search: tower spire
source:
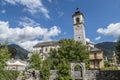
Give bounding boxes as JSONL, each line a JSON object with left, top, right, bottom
{"left": 75, "top": 8, "right": 80, "bottom": 13}
{"left": 76, "top": 7, "right": 79, "bottom": 11}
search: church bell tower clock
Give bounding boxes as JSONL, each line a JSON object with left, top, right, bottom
{"left": 72, "top": 8, "right": 86, "bottom": 45}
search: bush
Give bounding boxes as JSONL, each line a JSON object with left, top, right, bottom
{"left": 102, "top": 67, "right": 118, "bottom": 70}
{"left": 0, "top": 70, "right": 19, "bottom": 80}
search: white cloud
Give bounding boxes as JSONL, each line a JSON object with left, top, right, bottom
{"left": 95, "top": 36, "right": 101, "bottom": 41}
{"left": 19, "top": 17, "right": 40, "bottom": 27}
{"left": 4, "top": 0, "right": 50, "bottom": 18}
{"left": 1, "top": 1, "right": 7, "bottom": 5}
{"left": 0, "top": 20, "right": 61, "bottom": 51}
{"left": 86, "top": 38, "right": 90, "bottom": 42}
{"left": 58, "top": 11, "right": 64, "bottom": 17}
{"left": 113, "top": 39, "right": 117, "bottom": 42}
{"left": 56, "top": 8, "right": 64, "bottom": 17}
{"left": 18, "top": 40, "right": 40, "bottom": 51}
{"left": 86, "top": 38, "right": 95, "bottom": 44}
{"left": 63, "top": 32, "right": 67, "bottom": 35}
{"left": 1, "top": 10, "right": 6, "bottom": 14}
{"left": 4, "top": 0, "right": 16, "bottom": 5}
{"left": 48, "top": 0, "right": 52, "bottom": 3}
{"left": 97, "top": 23, "right": 120, "bottom": 38}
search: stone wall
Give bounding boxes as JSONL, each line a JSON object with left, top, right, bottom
{"left": 85, "top": 70, "right": 120, "bottom": 80}
{"left": 44, "top": 70, "right": 120, "bottom": 80}
{"left": 96, "top": 70, "right": 120, "bottom": 80}
{"left": 49, "top": 70, "right": 59, "bottom": 80}
{"left": 85, "top": 70, "right": 98, "bottom": 80}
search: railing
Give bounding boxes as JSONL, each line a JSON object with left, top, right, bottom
{"left": 89, "top": 55, "right": 103, "bottom": 60}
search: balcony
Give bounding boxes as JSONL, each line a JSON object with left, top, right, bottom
{"left": 89, "top": 55, "right": 103, "bottom": 60}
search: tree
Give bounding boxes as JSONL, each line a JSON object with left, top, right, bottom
{"left": 57, "top": 58, "right": 72, "bottom": 80}
{"left": 49, "top": 39, "right": 89, "bottom": 79}
{"left": 0, "top": 70, "right": 19, "bottom": 80}
{"left": 29, "top": 52, "right": 51, "bottom": 80}
{"left": 8, "top": 47, "right": 16, "bottom": 58}
{"left": 29, "top": 52, "right": 42, "bottom": 70}
{"left": 50, "top": 39, "right": 89, "bottom": 67}
{"left": 116, "top": 38, "right": 120, "bottom": 63}
{"left": 0, "top": 41, "right": 10, "bottom": 70}
{"left": 40, "top": 58, "right": 51, "bottom": 80}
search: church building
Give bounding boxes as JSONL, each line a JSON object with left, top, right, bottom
{"left": 32, "top": 8, "right": 104, "bottom": 69}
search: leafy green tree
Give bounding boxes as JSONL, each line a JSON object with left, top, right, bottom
{"left": 29, "top": 52, "right": 42, "bottom": 70}
{"left": 29, "top": 52, "right": 51, "bottom": 80}
{"left": 104, "top": 61, "right": 110, "bottom": 67}
{"left": 0, "top": 41, "right": 10, "bottom": 70}
{"left": 116, "top": 38, "right": 120, "bottom": 63}
{"left": 8, "top": 47, "right": 16, "bottom": 58}
{"left": 50, "top": 39, "right": 89, "bottom": 68}
{"left": 57, "top": 58, "right": 72, "bottom": 80}
{"left": 74, "top": 64, "right": 82, "bottom": 71}
{"left": 30, "top": 39, "right": 89, "bottom": 79}
{"left": 49, "top": 39, "right": 89, "bottom": 79}
{"left": 50, "top": 48, "right": 60, "bottom": 69}
{"left": 40, "top": 58, "right": 51, "bottom": 80}
{"left": 0, "top": 70, "right": 19, "bottom": 80}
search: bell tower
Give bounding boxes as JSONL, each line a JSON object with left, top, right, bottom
{"left": 72, "top": 8, "right": 86, "bottom": 45}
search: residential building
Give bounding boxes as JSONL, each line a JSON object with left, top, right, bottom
{"left": 89, "top": 47, "right": 104, "bottom": 69}
{"left": 5, "top": 59, "right": 27, "bottom": 71}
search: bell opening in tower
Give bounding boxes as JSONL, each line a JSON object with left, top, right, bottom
{"left": 76, "top": 17, "right": 80, "bottom": 24}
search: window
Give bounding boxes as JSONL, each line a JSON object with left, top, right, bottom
{"left": 40, "top": 48, "right": 43, "bottom": 53}
{"left": 40, "top": 50, "right": 42, "bottom": 53}
{"left": 76, "top": 17, "right": 79, "bottom": 24}
{"left": 94, "top": 61, "right": 99, "bottom": 68}
{"left": 40, "top": 49, "right": 43, "bottom": 53}
{"left": 94, "top": 53, "right": 97, "bottom": 59}
{"left": 90, "top": 61, "right": 93, "bottom": 65}
{"left": 45, "top": 48, "right": 48, "bottom": 52}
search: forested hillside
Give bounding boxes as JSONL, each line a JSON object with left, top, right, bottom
{"left": 95, "top": 42, "right": 116, "bottom": 57}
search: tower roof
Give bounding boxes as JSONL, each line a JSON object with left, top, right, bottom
{"left": 72, "top": 8, "right": 84, "bottom": 17}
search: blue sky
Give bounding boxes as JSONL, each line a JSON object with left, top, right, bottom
{"left": 0, "top": 0, "right": 120, "bottom": 51}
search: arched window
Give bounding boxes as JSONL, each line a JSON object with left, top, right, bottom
{"left": 76, "top": 17, "right": 79, "bottom": 24}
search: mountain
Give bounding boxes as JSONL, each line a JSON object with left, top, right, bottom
{"left": 95, "top": 42, "right": 116, "bottom": 57}
{"left": 8, "top": 44, "right": 29, "bottom": 59}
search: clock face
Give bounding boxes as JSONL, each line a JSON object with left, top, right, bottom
{"left": 75, "top": 26, "right": 81, "bottom": 30}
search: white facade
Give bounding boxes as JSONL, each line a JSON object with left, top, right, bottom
{"left": 33, "top": 41, "right": 59, "bottom": 60}
{"left": 5, "top": 59, "right": 27, "bottom": 71}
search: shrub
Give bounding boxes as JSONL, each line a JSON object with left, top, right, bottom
{"left": 0, "top": 70, "right": 19, "bottom": 80}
